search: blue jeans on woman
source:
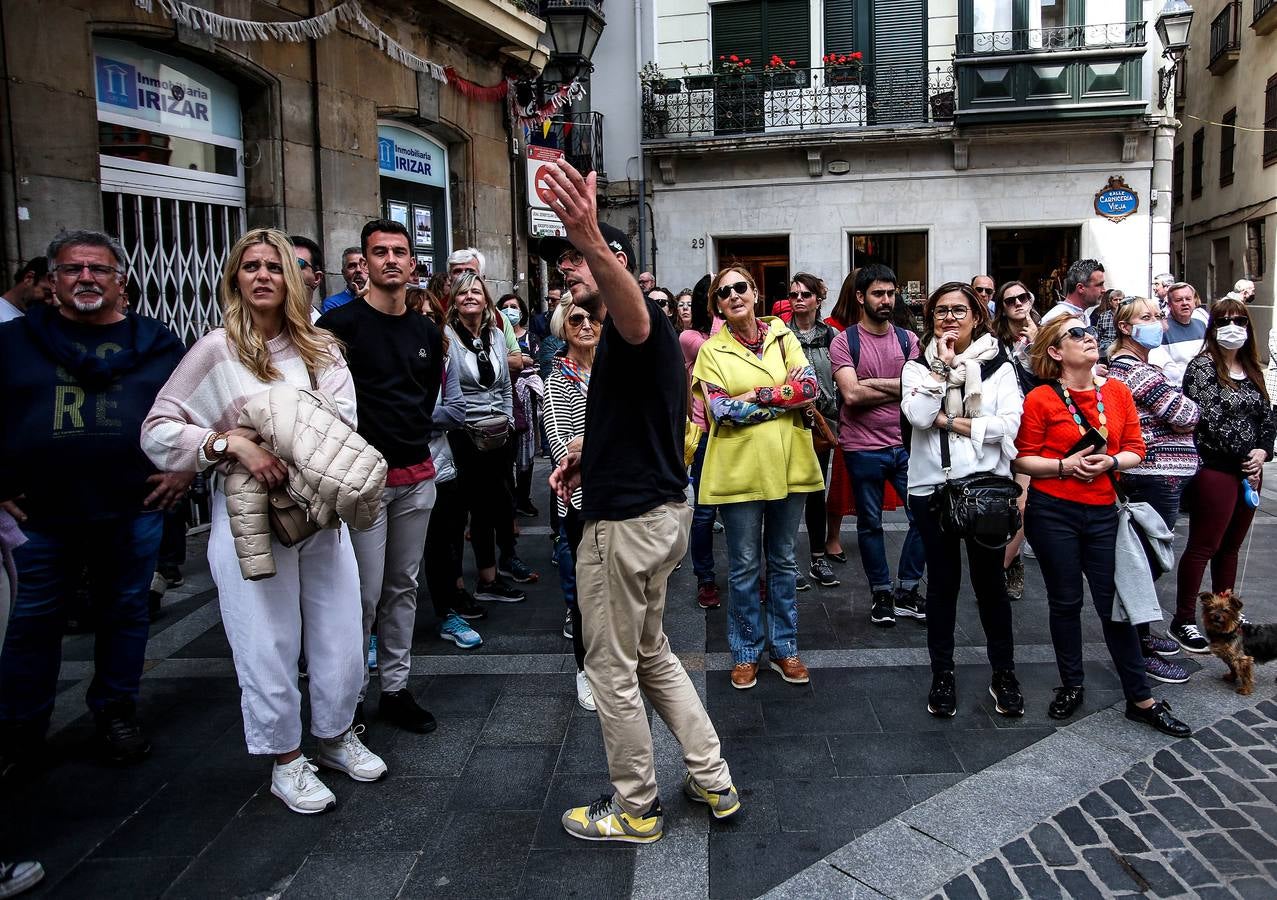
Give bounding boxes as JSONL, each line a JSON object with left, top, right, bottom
{"left": 0, "top": 510, "right": 163, "bottom": 730}
{"left": 688, "top": 431, "right": 716, "bottom": 585}
{"left": 719, "top": 493, "right": 807, "bottom": 663}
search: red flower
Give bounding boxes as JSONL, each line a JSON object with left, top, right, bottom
{"left": 837, "top": 54, "right": 847, "bottom": 63}
{"left": 719, "top": 55, "right": 725, "bottom": 60}
{"left": 789, "top": 59, "right": 796, "bottom": 66}
{"left": 850, "top": 51, "right": 863, "bottom": 60}
{"left": 743, "top": 58, "right": 750, "bottom": 65}
{"left": 730, "top": 54, "right": 738, "bottom": 62}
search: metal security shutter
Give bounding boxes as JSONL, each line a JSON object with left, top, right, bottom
{"left": 870, "top": 0, "right": 924, "bottom": 123}
{"left": 711, "top": 0, "right": 810, "bottom": 69}
{"left": 824, "top": 0, "right": 856, "bottom": 56}
{"left": 712, "top": 1, "right": 763, "bottom": 69}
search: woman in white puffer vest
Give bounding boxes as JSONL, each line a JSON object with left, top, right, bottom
{"left": 142, "top": 228, "right": 386, "bottom": 815}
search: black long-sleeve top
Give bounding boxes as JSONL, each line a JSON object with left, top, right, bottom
{"left": 1182, "top": 355, "right": 1276, "bottom": 474}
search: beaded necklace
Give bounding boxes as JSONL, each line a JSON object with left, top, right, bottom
{"left": 1060, "top": 378, "right": 1108, "bottom": 438}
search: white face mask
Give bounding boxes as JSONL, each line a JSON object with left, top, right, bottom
{"left": 1216, "top": 324, "right": 1248, "bottom": 350}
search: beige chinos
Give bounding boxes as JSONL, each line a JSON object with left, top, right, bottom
{"left": 577, "top": 500, "right": 732, "bottom": 815}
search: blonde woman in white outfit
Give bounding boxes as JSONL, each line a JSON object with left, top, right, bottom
{"left": 142, "top": 228, "right": 385, "bottom": 815}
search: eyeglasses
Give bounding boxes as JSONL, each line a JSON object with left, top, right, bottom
{"left": 296, "top": 258, "right": 313, "bottom": 271}
{"left": 556, "top": 248, "right": 585, "bottom": 270}
{"left": 933, "top": 306, "right": 970, "bottom": 321}
{"left": 973, "top": 286, "right": 994, "bottom": 296}
{"left": 53, "top": 263, "right": 121, "bottom": 279}
{"left": 468, "top": 337, "right": 490, "bottom": 362}
{"left": 788, "top": 290, "right": 814, "bottom": 300}
{"left": 566, "top": 312, "right": 596, "bottom": 328}
{"left": 1215, "top": 316, "right": 1249, "bottom": 327}
{"left": 716, "top": 281, "right": 750, "bottom": 300}
{"left": 1062, "top": 325, "right": 1098, "bottom": 342}
{"left": 1002, "top": 292, "right": 1032, "bottom": 306}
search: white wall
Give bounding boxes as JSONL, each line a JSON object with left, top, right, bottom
{"left": 591, "top": 1, "right": 640, "bottom": 182}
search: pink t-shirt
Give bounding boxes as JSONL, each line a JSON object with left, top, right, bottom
{"left": 829, "top": 323, "right": 919, "bottom": 451}
{"left": 680, "top": 319, "right": 724, "bottom": 430}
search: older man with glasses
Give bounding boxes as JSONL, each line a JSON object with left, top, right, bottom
{"left": 972, "top": 274, "right": 996, "bottom": 317}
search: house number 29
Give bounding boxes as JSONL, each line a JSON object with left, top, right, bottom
{"left": 691, "top": 237, "right": 705, "bottom": 249}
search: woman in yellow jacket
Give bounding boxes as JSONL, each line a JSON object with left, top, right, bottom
{"left": 693, "top": 267, "right": 825, "bottom": 690}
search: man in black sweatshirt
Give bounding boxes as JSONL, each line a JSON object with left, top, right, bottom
{"left": 0, "top": 230, "right": 187, "bottom": 769}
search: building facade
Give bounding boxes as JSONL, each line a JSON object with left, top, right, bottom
{"left": 1171, "top": 0, "right": 1275, "bottom": 326}
{"left": 597, "top": 0, "right": 1179, "bottom": 313}
{"left": 0, "top": 0, "right": 550, "bottom": 343}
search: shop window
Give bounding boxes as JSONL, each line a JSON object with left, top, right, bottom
{"left": 849, "top": 231, "right": 929, "bottom": 311}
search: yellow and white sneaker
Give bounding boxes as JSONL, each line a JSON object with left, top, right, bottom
{"left": 561, "top": 794, "right": 663, "bottom": 844}
{"left": 683, "top": 772, "right": 741, "bottom": 819}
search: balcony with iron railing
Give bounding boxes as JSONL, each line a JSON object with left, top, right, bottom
{"left": 953, "top": 20, "right": 1147, "bottom": 121}
{"left": 541, "top": 111, "right": 606, "bottom": 180}
{"left": 1210, "top": 1, "right": 1243, "bottom": 73}
{"left": 640, "top": 64, "right": 956, "bottom": 142}
{"left": 1255, "top": 0, "right": 1277, "bottom": 34}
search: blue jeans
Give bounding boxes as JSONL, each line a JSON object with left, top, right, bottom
{"left": 688, "top": 431, "right": 716, "bottom": 584}
{"left": 719, "top": 493, "right": 807, "bottom": 663}
{"left": 844, "top": 447, "right": 926, "bottom": 592}
{"left": 0, "top": 511, "right": 163, "bottom": 728}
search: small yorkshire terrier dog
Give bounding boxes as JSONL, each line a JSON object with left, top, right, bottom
{"left": 1200, "top": 590, "right": 1277, "bottom": 695}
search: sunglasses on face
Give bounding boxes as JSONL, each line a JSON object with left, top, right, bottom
{"left": 788, "top": 290, "right": 814, "bottom": 300}
{"left": 1002, "top": 292, "right": 1032, "bottom": 306}
{"left": 974, "top": 287, "right": 994, "bottom": 296}
{"left": 716, "top": 281, "right": 750, "bottom": 300}
{"left": 567, "top": 312, "right": 596, "bottom": 328}
{"left": 1062, "top": 325, "right": 1098, "bottom": 342}
{"left": 652, "top": 297, "right": 669, "bottom": 307}
{"left": 1215, "top": 316, "right": 1249, "bottom": 328}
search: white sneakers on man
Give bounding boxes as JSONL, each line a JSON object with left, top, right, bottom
{"left": 271, "top": 756, "right": 337, "bottom": 815}
{"left": 576, "top": 670, "right": 597, "bottom": 712}
{"left": 316, "top": 726, "right": 388, "bottom": 782}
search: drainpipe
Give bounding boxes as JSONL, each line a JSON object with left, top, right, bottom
{"left": 1150, "top": 121, "right": 1176, "bottom": 284}
{"left": 633, "top": 0, "right": 647, "bottom": 271}
{"left": 0, "top": 4, "right": 22, "bottom": 270}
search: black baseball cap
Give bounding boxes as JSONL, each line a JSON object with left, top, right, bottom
{"left": 534, "top": 221, "right": 635, "bottom": 273}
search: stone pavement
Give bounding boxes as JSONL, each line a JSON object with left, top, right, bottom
{"left": 6, "top": 459, "right": 1277, "bottom": 899}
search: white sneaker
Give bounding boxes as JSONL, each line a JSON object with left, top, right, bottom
{"left": 316, "top": 726, "right": 388, "bottom": 782}
{"left": 1021, "top": 541, "right": 1036, "bottom": 560}
{"left": 270, "top": 756, "right": 337, "bottom": 815}
{"left": 576, "top": 670, "right": 596, "bottom": 712}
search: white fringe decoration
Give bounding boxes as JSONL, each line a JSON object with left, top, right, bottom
{"left": 137, "top": 0, "right": 447, "bottom": 83}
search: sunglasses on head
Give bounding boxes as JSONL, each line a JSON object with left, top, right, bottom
{"left": 1063, "top": 325, "right": 1098, "bottom": 342}
{"left": 1215, "top": 315, "right": 1249, "bottom": 328}
{"left": 788, "top": 289, "right": 814, "bottom": 300}
{"left": 716, "top": 281, "right": 750, "bottom": 300}
{"left": 1002, "top": 292, "right": 1032, "bottom": 306}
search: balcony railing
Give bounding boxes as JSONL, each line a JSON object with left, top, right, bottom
{"left": 1255, "top": 0, "right": 1277, "bottom": 33}
{"left": 1210, "top": 2, "right": 1243, "bottom": 73}
{"left": 550, "top": 111, "right": 605, "bottom": 179}
{"left": 641, "top": 64, "right": 955, "bottom": 141}
{"left": 956, "top": 21, "right": 1145, "bottom": 56}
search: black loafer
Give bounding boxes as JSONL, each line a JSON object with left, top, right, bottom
{"left": 1125, "top": 699, "right": 1192, "bottom": 738}
{"left": 1048, "top": 685, "right": 1085, "bottom": 720}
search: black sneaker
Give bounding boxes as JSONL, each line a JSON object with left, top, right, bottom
{"left": 158, "top": 564, "right": 184, "bottom": 588}
{"left": 378, "top": 689, "right": 437, "bottom": 734}
{"left": 516, "top": 502, "right": 539, "bottom": 518}
{"left": 808, "top": 556, "right": 840, "bottom": 587}
{"left": 498, "top": 555, "right": 539, "bottom": 584}
{"left": 894, "top": 586, "right": 926, "bottom": 621}
{"left": 0, "top": 860, "right": 45, "bottom": 897}
{"left": 795, "top": 574, "right": 811, "bottom": 592}
{"left": 562, "top": 610, "right": 574, "bottom": 640}
{"left": 989, "top": 670, "right": 1024, "bottom": 717}
{"left": 475, "top": 576, "right": 526, "bottom": 603}
{"left": 94, "top": 700, "right": 151, "bottom": 765}
{"left": 1169, "top": 620, "right": 1209, "bottom": 654}
{"left": 928, "top": 671, "right": 957, "bottom": 717}
{"left": 1125, "top": 699, "right": 1192, "bottom": 738}
{"left": 1048, "top": 685, "right": 1085, "bottom": 720}
{"left": 869, "top": 590, "right": 896, "bottom": 627}
{"left": 449, "top": 588, "right": 488, "bottom": 621}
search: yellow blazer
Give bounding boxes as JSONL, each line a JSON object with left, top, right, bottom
{"left": 691, "top": 317, "right": 824, "bottom": 505}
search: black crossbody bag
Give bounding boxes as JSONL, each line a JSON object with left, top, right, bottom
{"left": 928, "top": 351, "right": 1023, "bottom": 549}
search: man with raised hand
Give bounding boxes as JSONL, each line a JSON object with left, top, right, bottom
{"left": 540, "top": 160, "right": 739, "bottom": 845}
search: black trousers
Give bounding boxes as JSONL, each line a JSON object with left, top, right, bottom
{"left": 561, "top": 507, "right": 586, "bottom": 670}
{"left": 425, "top": 478, "right": 466, "bottom": 618}
{"left": 908, "top": 494, "right": 1014, "bottom": 675}
{"left": 804, "top": 447, "right": 831, "bottom": 557}
{"left": 449, "top": 430, "right": 516, "bottom": 573}
{"left": 1023, "top": 488, "right": 1151, "bottom": 703}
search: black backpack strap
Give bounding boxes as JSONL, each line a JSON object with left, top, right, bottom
{"left": 846, "top": 324, "right": 861, "bottom": 368}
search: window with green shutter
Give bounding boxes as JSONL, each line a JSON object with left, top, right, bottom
{"left": 711, "top": 0, "right": 811, "bottom": 71}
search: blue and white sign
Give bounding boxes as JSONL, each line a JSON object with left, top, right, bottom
{"left": 377, "top": 125, "right": 447, "bottom": 189}
{"left": 92, "top": 37, "right": 240, "bottom": 140}
{"left": 1094, "top": 176, "right": 1139, "bottom": 222}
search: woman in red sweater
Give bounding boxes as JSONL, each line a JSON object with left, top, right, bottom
{"left": 1013, "top": 315, "right": 1190, "bottom": 737}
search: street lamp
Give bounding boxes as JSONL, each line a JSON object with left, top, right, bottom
{"left": 541, "top": 0, "right": 606, "bottom": 81}
{"left": 1155, "top": 0, "right": 1194, "bottom": 110}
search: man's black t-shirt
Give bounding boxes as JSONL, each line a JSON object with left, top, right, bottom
{"left": 318, "top": 299, "right": 442, "bottom": 468}
{"left": 580, "top": 296, "right": 687, "bottom": 520}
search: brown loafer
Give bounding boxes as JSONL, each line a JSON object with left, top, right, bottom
{"left": 769, "top": 656, "right": 810, "bottom": 684}
{"left": 730, "top": 662, "right": 758, "bottom": 690}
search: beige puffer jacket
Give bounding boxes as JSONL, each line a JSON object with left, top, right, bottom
{"left": 224, "top": 386, "right": 386, "bottom": 580}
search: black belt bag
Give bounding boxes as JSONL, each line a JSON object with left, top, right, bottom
{"left": 930, "top": 427, "right": 1022, "bottom": 549}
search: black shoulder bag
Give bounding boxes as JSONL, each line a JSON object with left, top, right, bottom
{"left": 929, "top": 353, "right": 1022, "bottom": 549}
